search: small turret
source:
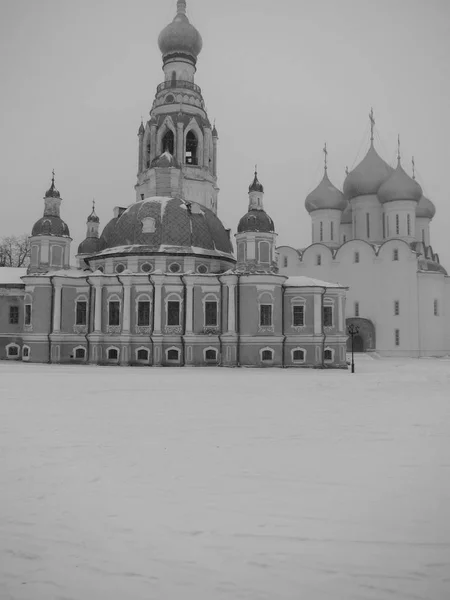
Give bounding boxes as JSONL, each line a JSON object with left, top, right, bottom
{"left": 77, "top": 201, "right": 102, "bottom": 267}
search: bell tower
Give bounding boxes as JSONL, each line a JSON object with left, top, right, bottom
{"left": 135, "top": 0, "right": 219, "bottom": 214}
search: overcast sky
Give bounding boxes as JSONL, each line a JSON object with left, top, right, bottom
{"left": 1, "top": 0, "right": 449, "bottom": 268}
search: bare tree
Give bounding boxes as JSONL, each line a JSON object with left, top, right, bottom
{"left": 0, "top": 234, "right": 31, "bottom": 268}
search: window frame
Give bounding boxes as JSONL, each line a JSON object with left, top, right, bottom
{"left": 323, "top": 347, "right": 334, "bottom": 363}
{"left": 434, "top": 299, "right": 439, "bottom": 316}
{"left": 394, "top": 300, "right": 400, "bottom": 316}
{"left": 204, "top": 347, "right": 218, "bottom": 363}
{"left": 24, "top": 303, "right": 32, "bottom": 326}
{"left": 323, "top": 297, "right": 334, "bottom": 328}
{"left": 107, "top": 346, "right": 120, "bottom": 362}
{"left": 6, "top": 342, "right": 20, "bottom": 358}
{"left": 9, "top": 305, "right": 19, "bottom": 325}
{"left": 394, "top": 329, "right": 400, "bottom": 347}
{"left": 75, "top": 297, "right": 88, "bottom": 326}
{"left": 204, "top": 297, "right": 218, "bottom": 327}
{"left": 259, "top": 304, "right": 273, "bottom": 327}
{"left": 291, "top": 347, "right": 306, "bottom": 363}
{"left": 166, "top": 347, "right": 180, "bottom": 363}
{"left": 260, "top": 347, "right": 274, "bottom": 362}
{"left": 354, "top": 251, "right": 360, "bottom": 264}
{"left": 108, "top": 299, "right": 121, "bottom": 326}
{"left": 393, "top": 248, "right": 399, "bottom": 261}
{"left": 136, "top": 347, "right": 150, "bottom": 363}
{"left": 137, "top": 297, "right": 151, "bottom": 327}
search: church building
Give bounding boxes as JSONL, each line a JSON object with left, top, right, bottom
{"left": 277, "top": 121, "right": 450, "bottom": 357}
{"left": 0, "top": 0, "right": 348, "bottom": 369}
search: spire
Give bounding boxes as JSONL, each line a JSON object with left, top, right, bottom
{"left": 412, "top": 156, "right": 416, "bottom": 180}
{"left": 177, "top": 0, "right": 187, "bottom": 15}
{"left": 397, "top": 134, "right": 401, "bottom": 165}
{"left": 323, "top": 143, "right": 328, "bottom": 174}
{"left": 345, "top": 166, "right": 349, "bottom": 176}
{"left": 369, "top": 107, "right": 375, "bottom": 145}
{"left": 138, "top": 119, "right": 144, "bottom": 136}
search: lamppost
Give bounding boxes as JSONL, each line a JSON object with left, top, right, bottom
{"left": 347, "top": 323, "right": 360, "bottom": 374}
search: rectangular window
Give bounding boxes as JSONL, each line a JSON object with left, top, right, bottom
{"left": 24, "top": 304, "right": 31, "bottom": 325}
{"left": 323, "top": 306, "right": 333, "bottom": 327}
{"left": 387, "top": 215, "right": 390, "bottom": 237}
{"left": 109, "top": 301, "right": 120, "bottom": 326}
{"left": 316, "top": 254, "right": 321, "bottom": 266}
{"left": 407, "top": 214, "right": 411, "bottom": 236}
{"left": 9, "top": 306, "right": 19, "bottom": 325}
{"left": 320, "top": 221, "right": 323, "bottom": 242}
{"left": 354, "top": 252, "right": 360, "bottom": 263}
{"left": 76, "top": 301, "right": 87, "bottom": 325}
{"left": 396, "top": 214, "right": 400, "bottom": 235}
{"left": 394, "top": 300, "right": 400, "bottom": 316}
{"left": 167, "top": 301, "right": 180, "bottom": 326}
{"left": 395, "top": 329, "right": 400, "bottom": 346}
{"left": 343, "top": 235, "right": 347, "bottom": 243}
{"left": 422, "top": 229, "right": 425, "bottom": 243}
{"left": 283, "top": 256, "right": 288, "bottom": 268}
{"left": 138, "top": 301, "right": 150, "bottom": 326}
{"left": 434, "top": 299, "right": 438, "bottom": 316}
{"left": 260, "top": 304, "right": 272, "bottom": 326}
{"left": 330, "top": 222, "right": 334, "bottom": 241}
{"left": 393, "top": 249, "right": 399, "bottom": 261}
{"left": 205, "top": 301, "right": 218, "bottom": 326}
{"left": 293, "top": 305, "right": 304, "bottom": 326}
{"left": 382, "top": 214, "right": 386, "bottom": 239}
{"left": 366, "top": 213, "right": 370, "bottom": 238}
{"left": 354, "top": 302, "right": 359, "bottom": 317}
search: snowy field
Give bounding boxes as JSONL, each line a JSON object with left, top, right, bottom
{"left": 1, "top": 357, "right": 449, "bottom": 600}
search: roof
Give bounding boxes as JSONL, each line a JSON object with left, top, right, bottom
{"left": 284, "top": 275, "right": 346, "bottom": 289}
{"left": 0, "top": 267, "right": 27, "bottom": 285}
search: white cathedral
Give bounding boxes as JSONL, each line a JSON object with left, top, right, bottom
{"left": 277, "top": 120, "right": 450, "bottom": 357}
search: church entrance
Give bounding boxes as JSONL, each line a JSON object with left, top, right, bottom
{"left": 346, "top": 318, "right": 376, "bottom": 353}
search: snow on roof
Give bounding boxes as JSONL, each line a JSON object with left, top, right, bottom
{"left": 284, "top": 275, "right": 346, "bottom": 289}
{"left": 0, "top": 267, "right": 27, "bottom": 285}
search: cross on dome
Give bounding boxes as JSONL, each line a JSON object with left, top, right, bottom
{"left": 323, "top": 143, "right": 328, "bottom": 173}
{"left": 369, "top": 108, "right": 375, "bottom": 144}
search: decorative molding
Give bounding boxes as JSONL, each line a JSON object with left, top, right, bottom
{"left": 165, "top": 325, "right": 182, "bottom": 335}
{"left": 107, "top": 325, "right": 121, "bottom": 335}
{"left": 203, "top": 326, "right": 219, "bottom": 335}
{"left": 135, "top": 326, "right": 152, "bottom": 335}
{"left": 291, "top": 325, "right": 306, "bottom": 333}
{"left": 24, "top": 324, "right": 33, "bottom": 333}
{"left": 258, "top": 325, "right": 274, "bottom": 333}
{"left": 73, "top": 325, "right": 87, "bottom": 334}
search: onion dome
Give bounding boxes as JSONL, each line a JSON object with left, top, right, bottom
{"left": 237, "top": 210, "right": 274, "bottom": 233}
{"left": 378, "top": 162, "right": 422, "bottom": 204}
{"left": 96, "top": 197, "right": 234, "bottom": 260}
{"left": 212, "top": 123, "right": 218, "bottom": 137}
{"left": 45, "top": 171, "right": 60, "bottom": 198}
{"left": 343, "top": 144, "right": 393, "bottom": 200}
{"left": 158, "top": 0, "right": 203, "bottom": 64}
{"left": 78, "top": 237, "right": 102, "bottom": 255}
{"left": 416, "top": 194, "right": 436, "bottom": 219}
{"left": 249, "top": 171, "right": 264, "bottom": 193}
{"left": 151, "top": 149, "right": 180, "bottom": 168}
{"left": 305, "top": 172, "right": 346, "bottom": 213}
{"left": 31, "top": 216, "right": 70, "bottom": 237}
{"left": 87, "top": 202, "right": 100, "bottom": 223}
{"left": 341, "top": 203, "right": 352, "bottom": 224}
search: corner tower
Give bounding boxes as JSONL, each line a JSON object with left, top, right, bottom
{"left": 136, "top": 0, "right": 218, "bottom": 214}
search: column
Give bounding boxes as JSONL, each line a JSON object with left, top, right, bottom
{"left": 203, "top": 128, "right": 210, "bottom": 168}
{"left": 94, "top": 284, "right": 102, "bottom": 332}
{"left": 314, "top": 293, "right": 322, "bottom": 335}
{"left": 177, "top": 122, "right": 184, "bottom": 164}
{"left": 122, "top": 283, "right": 131, "bottom": 333}
{"left": 150, "top": 124, "right": 157, "bottom": 163}
{"left": 153, "top": 281, "right": 163, "bottom": 334}
{"left": 185, "top": 282, "right": 194, "bottom": 334}
{"left": 212, "top": 137, "right": 218, "bottom": 177}
{"left": 53, "top": 284, "right": 62, "bottom": 332}
{"left": 228, "top": 283, "right": 236, "bottom": 333}
{"left": 338, "top": 294, "right": 343, "bottom": 332}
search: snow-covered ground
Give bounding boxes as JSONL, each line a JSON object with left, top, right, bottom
{"left": 1, "top": 357, "right": 449, "bottom": 600}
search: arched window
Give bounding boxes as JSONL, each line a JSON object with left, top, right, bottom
{"left": 73, "top": 347, "right": 86, "bottom": 360}
{"left": 31, "top": 245, "right": 39, "bottom": 266}
{"left": 51, "top": 245, "right": 63, "bottom": 267}
{"left": 292, "top": 348, "right": 305, "bottom": 362}
{"left": 167, "top": 348, "right": 180, "bottom": 362}
{"left": 137, "top": 348, "right": 150, "bottom": 362}
{"left": 237, "top": 242, "right": 246, "bottom": 262}
{"left": 107, "top": 347, "right": 119, "bottom": 361}
{"left": 259, "top": 241, "right": 270, "bottom": 263}
{"left": 204, "top": 348, "right": 218, "bottom": 362}
{"left": 261, "top": 349, "right": 273, "bottom": 361}
{"left": 185, "top": 131, "right": 198, "bottom": 165}
{"left": 324, "top": 348, "right": 334, "bottom": 362}
{"left": 6, "top": 343, "right": 20, "bottom": 358}
{"left": 162, "top": 130, "right": 174, "bottom": 154}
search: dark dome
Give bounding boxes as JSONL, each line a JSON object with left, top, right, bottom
{"left": 45, "top": 180, "right": 60, "bottom": 198}
{"left": 32, "top": 216, "right": 70, "bottom": 237}
{"left": 96, "top": 197, "right": 234, "bottom": 259}
{"left": 249, "top": 172, "right": 264, "bottom": 193}
{"left": 238, "top": 209, "right": 275, "bottom": 233}
{"left": 343, "top": 144, "right": 393, "bottom": 200}
{"left": 158, "top": 1, "right": 202, "bottom": 63}
{"left": 78, "top": 237, "right": 102, "bottom": 255}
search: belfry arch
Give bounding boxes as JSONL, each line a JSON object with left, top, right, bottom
{"left": 346, "top": 318, "right": 376, "bottom": 353}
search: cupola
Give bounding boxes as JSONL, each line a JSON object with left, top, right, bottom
{"left": 378, "top": 141, "right": 422, "bottom": 204}
{"left": 158, "top": 0, "right": 203, "bottom": 67}
{"left": 305, "top": 173, "right": 346, "bottom": 213}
